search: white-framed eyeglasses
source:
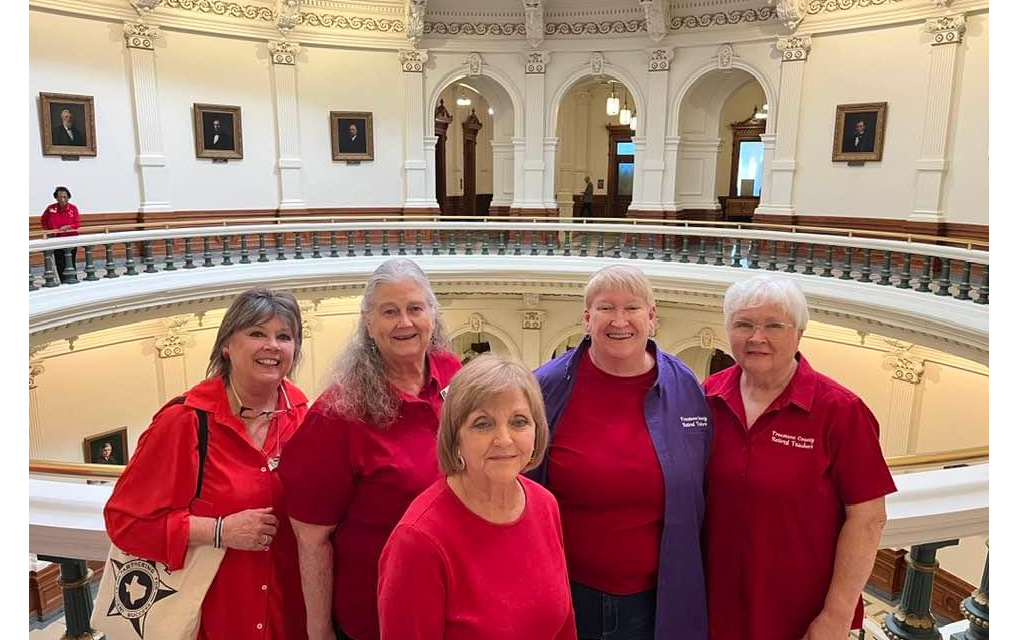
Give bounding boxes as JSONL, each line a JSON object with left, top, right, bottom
{"left": 729, "top": 321, "right": 797, "bottom": 337}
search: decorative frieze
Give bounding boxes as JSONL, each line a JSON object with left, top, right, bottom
{"left": 639, "top": 0, "right": 668, "bottom": 42}
{"left": 269, "top": 40, "right": 301, "bottom": 65}
{"left": 646, "top": 47, "right": 674, "bottom": 71}
{"left": 523, "top": 0, "right": 545, "bottom": 48}
{"left": 275, "top": 0, "right": 302, "bottom": 36}
{"left": 524, "top": 50, "right": 550, "bottom": 74}
{"left": 717, "top": 44, "right": 734, "bottom": 70}
{"left": 399, "top": 49, "right": 428, "bottom": 72}
{"left": 589, "top": 52, "right": 606, "bottom": 76}
{"left": 776, "top": 35, "right": 811, "bottom": 61}
{"left": 520, "top": 309, "right": 546, "bottom": 330}
{"left": 669, "top": 7, "right": 773, "bottom": 31}
{"left": 406, "top": 0, "right": 427, "bottom": 43}
{"left": 123, "top": 21, "right": 161, "bottom": 50}
{"left": 465, "top": 52, "right": 484, "bottom": 75}
{"left": 925, "top": 14, "right": 966, "bottom": 46}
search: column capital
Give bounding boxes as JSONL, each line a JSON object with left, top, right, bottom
{"left": 123, "top": 21, "right": 161, "bottom": 50}
{"left": 523, "top": 50, "right": 550, "bottom": 74}
{"left": 882, "top": 340, "right": 925, "bottom": 384}
{"left": 646, "top": 47, "right": 674, "bottom": 71}
{"left": 29, "top": 361, "right": 45, "bottom": 390}
{"left": 155, "top": 315, "right": 195, "bottom": 359}
{"left": 776, "top": 35, "right": 811, "bottom": 61}
{"left": 519, "top": 309, "right": 546, "bottom": 330}
{"left": 399, "top": 48, "right": 429, "bottom": 72}
{"left": 925, "top": 14, "right": 966, "bottom": 46}
{"left": 269, "top": 40, "right": 301, "bottom": 65}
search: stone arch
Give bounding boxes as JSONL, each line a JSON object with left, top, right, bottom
{"left": 448, "top": 322, "right": 522, "bottom": 362}
{"left": 547, "top": 65, "right": 646, "bottom": 139}
{"left": 428, "top": 65, "right": 524, "bottom": 138}
{"left": 668, "top": 58, "right": 777, "bottom": 138}
{"left": 542, "top": 324, "right": 586, "bottom": 361}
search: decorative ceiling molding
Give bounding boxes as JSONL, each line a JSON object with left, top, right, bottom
{"left": 276, "top": 0, "right": 302, "bottom": 36}
{"left": 523, "top": 0, "right": 545, "bottom": 47}
{"left": 406, "top": 0, "right": 427, "bottom": 42}
{"left": 639, "top": 0, "right": 669, "bottom": 41}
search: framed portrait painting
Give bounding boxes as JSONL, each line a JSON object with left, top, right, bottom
{"left": 193, "top": 103, "right": 243, "bottom": 159}
{"left": 330, "top": 111, "right": 374, "bottom": 161}
{"left": 83, "top": 427, "right": 129, "bottom": 466}
{"left": 39, "top": 92, "right": 97, "bottom": 157}
{"left": 832, "top": 102, "right": 887, "bottom": 162}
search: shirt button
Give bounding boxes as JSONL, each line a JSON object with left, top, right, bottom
{"left": 256, "top": 623, "right": 263, "bottom": 630}
{"left": 261, "top": 467, "right": 267, "bottom": 472}
{"left": 262, "top": 584, "right": 268, "bottom": 591}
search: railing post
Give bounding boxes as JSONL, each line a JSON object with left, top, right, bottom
{"left": 954, "top": 262, "right": 972, "bottom": 300}
{"left": 124, "top": 242, "right": 139, "bottom": 275}
{"left": 220, "top": 235, "right": 233, "bottom": 265}
{"left": 766, "top": 240, "right": 778, "bottom": 270}
{"left": 935, "top": 258, "right": 952, "bottom": 296}
{"left": 821, "top": 245, "right": 834, "bottom": 277}
{"left": 398, "top": 229, "right": 407, "bottom": 256}
{"left": 36, "top": 555, "right": 101, "bottom": 640}
{"left": 897, "top": 252, "right": 912, "bottom": 288}
{"left": 239, "top": 236, "right": 251, "bottom": 264}
{"left": 330, "top": 231, "right": 340, "bottom": 257}
{"left": 347, "top": 231, "right": 357, "bottom": 257}
{"left": 858, "top": 248, "right": 872, "bottom": 282}
{"left": 258, "top": 234, "right": 269, "bottom": 262}
{"left": 749, "top": 240, "right": 760, "bottom": 269}
{"left": 163, "top": 239, "right": 177, "bottom": 270}
{"left": 142, "top": 240, "right": 157, "bottom": 273}
{"left": 43, "top": 252, "right": 60, "bottom": 287}
{"left": 878, "top": 250, "right": 893, "bottom": 285}
{"left": 916, "top": 256, "right": 933, "bottom": 293}
{"left": 882, "top": 539, "right": 959, "bottom": 640}
{"left": 697, "top": 237, "right": 707, "bottom": 265}
{"left": 975, "top": 264, "right": 988, "bottom": 305}
{"left": 312, "top": 232, "right": 322, "bottom": 258}
{"left": 730, "top": 238, "right": 742, "bottom": 268}
{"left": 84, "top": 246, "right": 99, "bottom": 280}
{"left": 203, "top": 237, "right": 215, "bottom": 267}
{"left": 275, "top": 233, "right": 287, "bottom": 260}
{"left": 105, "top": 244, "right": 120, "bottom": 278}
{"left": 680, "top": 236, "right": 690, "bottom": 264}
{"left": 951, "top": 544, "right": 988, "bottom": 640}
{"left": 294, "top": 232, "right": 305, "bottom": 259}
{"left": 62, "top": 248, "right": 80, "bottom": 283}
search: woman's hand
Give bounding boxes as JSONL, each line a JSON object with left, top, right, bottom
{"left": 222, "top": 507, "right": 278, "bottom": 551}
{"left": 59, "top": 225, "right": 71, "bottom": 232}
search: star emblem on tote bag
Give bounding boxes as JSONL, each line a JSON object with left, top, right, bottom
{"left": 105, "top": 557, "right": 180, "bottom": 638}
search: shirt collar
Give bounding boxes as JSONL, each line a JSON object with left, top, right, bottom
{"left": 706, "top": 352, "right": 816, "bottom": 413}
{"left": 567, "top": 336, "right": 663, "bottom": 391}
{"left": 391, "top": 350, "right": 443, "bottom": 404}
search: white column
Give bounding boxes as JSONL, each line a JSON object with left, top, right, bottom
{"left": 491, "top": 139, "right": 514, "bottom": 209}
{"left": 632, "top": 47, "right": 673, "bottom": 213}
{"left": 29, "top": 350, "right": 46, "bottom": 459}
{"left": 124, "top": 22, "right": 171, "bottom": 213}
{"left": 661, "top": 136, "right": 680, "bottom": 211}
{"left": 910, "top": 15, "right": 967, "bottom": 224}
{"left": 269, "top": 40, "right": 305, "bottom": 210}
{"left": 424, "top": 135, "right": 439, "bottom": 207}
{"left": 520, "top": 51, "right": 550, "bottom": 212}
{"left": 399, "top": 49, "right": 434, "bottom": 211}
{"left": 543, "top": 137, "right": 559, "bottom": 210}
{"left": 675, "top": 135, "right": 722, "bottom": 211}
{"left": 628, "top": 136, "right": 647, "bottom": 215}
{"left": 519, "top": 310, "right": 546, "bottom": 369}
{"left": 881, "top": 347, "right": 926, "bottom": 455}
{"left": 757, "top": 133, "right": 777, "bottom": 210}
{"left": 510, "top": 136, "right": 527, "bottom": 210}
{"left": 756, "top": 35, "right": 811, "bottom": 219}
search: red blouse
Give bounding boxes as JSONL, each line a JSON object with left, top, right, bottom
{"left": 40, "top": 202, "right": 81, "bottom": 237}
{"left": 104, "top": 376, "right": 310, "bottom": 640}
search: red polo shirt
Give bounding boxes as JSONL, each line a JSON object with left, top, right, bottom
{"left": 702, "top": 354, "right": 896, "bottom": 640}
{"left": 279, "top": 350, "right": 461, "bottom": 640}
{"left": 40, "top": 202, "right": 81, "bottom": 237}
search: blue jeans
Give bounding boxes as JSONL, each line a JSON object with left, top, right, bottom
{"left": 570, "top": 581, "right": 656, "bottom": 640}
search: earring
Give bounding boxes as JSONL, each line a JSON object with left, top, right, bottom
{"left": 455, "top": 449, "right": 466, "bottom": 471}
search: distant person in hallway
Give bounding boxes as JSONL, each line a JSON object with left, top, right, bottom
{"left": 339, "top": 122, "right": 367, "bottom": 154}
{"left": 841, "top": 118, "right": 874, "bottom": 153}
{"left": 105, "top": 289, "right": 311, "bottom": 639}
{"left": 580, "top": 176, "right": 594, "bottom": 217}
{"left": 378, "top": 355, "right": 576, "bottom": 640}
{"left": 40, "top": 186, "right": 81, "bottom": 283}
{"left": 280, "top": 258, "right": 460, "bottom": 640}
{"left": 702, "top": 275, "right": 895, "bottom": 640}
{"left": 529, "top": 264, "right": 713, "bottom": 640}
{"left": 53, "top": 107, "right": 86, "bottom": 146}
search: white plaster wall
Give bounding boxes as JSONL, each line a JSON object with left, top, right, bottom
{"left": 715, "top": 80, "right": 766, "bottom": 197}
{"left": 29, "top": 11, "right": 140, "bottom": 214}
{"left": 793, "top": 23, "right": 931, "bottom": 220}
{"left": 943, "top": 12, "right": 989, "bottom": 225}
{"left": 158, "top": 29, "right": 278, "bottom": 211}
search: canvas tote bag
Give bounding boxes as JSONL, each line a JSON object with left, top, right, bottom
{"left": 91, "top": 406, "right": 226, "bottom": 640}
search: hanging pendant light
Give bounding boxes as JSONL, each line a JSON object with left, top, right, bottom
{"left": 629, "top": 114, "right": 637, "bottom": 131}
{"left": 619, "top": 94, "right": 632, "bottom": 126}
{"left": 456, "top": 87, "right": 471, "bottom": 107}
{"left": 606, "top": 82, "right": 620, "bottom": 116}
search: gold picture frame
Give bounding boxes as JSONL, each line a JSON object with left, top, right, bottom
{"left": 193, "top": 103, "right": 244, "bottom": 159}
{"left": 832, "top": 102, "right": 887, "bottom": 162}
{"left": 39, "top": 92, "right": 97, "bottom": 157}
{"left": 330, "top": 111, "right": 374, "bottom": 162}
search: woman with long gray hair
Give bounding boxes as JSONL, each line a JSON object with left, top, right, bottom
{"left": 280, "top": 258, "right": 461, "bottom": 640}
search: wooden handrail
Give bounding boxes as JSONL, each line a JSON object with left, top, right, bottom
{"left": 28, "top": 214, "right": 987, "bottom": 249}
{"left": 886, "top": 445, "right": 989, "bottom": 469}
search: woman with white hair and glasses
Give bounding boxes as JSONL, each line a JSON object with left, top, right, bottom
{"left": 105, "top": 288, "right": 310, "bottom": 639}
{"left": 280, "top": 258, "right": 461, "bottom": 640}
{"left": 702, "top": 274, "right": 896, "bottom": 640}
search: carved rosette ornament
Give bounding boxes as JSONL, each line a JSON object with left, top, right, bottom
{"left": 123, "top": 21, "right": 162, "bottom": 50}
{"left": 465, "top": 52, "right": 484, "bottom": 75}
{"left": 269, "top": 40, "right": 301, "bottom": 65}
{"left": 399, "top": 49, "right": 429, "bottom": 72}
{"left": 646, "top": 47, "right": 674, "bottom": 72}
{"left": 406, "top": 0, "right": 428, "bottom": 43}
{"left": 589, "top": 52, "right": 606, "bottom": 76}
{"left": 299, "top": 300, "right": 318, "bottom": 339}
{"left": 776, "top": 35, "right": 811, "bottom": 62}
{"left": 523, "top": 0, "right": 545, "bottom": 48}
{"left": 717, "top": 44, "right": 734, "bottom": 70}
{"left": 519, "top": 310, "right": 546, "bottom": 330}
{"left": 639, "top": 0, "right": 668, "bottom": 42}
{"left": 925, "top": 14, "right": 966, "bottom": 46}
{"left": 524, "top": 51, "right": 550, "bottom": 74}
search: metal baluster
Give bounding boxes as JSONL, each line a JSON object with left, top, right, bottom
{"left": 514, "top": 231, "right": 522, "bottom": 255}
{"left": 35, "top": 556, "right": 98, "bottom": 640}
{"left": 896, "top": 252, "right": 912, "bottom": 288}
{"left": 954, "top": 262, "right": 973, "bottom": 300}
{"left": 364, "top": 230, "right": 374, "bottom": 256}
{"left": 935, "top": 258, "right": 952, "bottom": 296}
{"left": 749, "top": 240, "right": 760, "bottom": 269}
{"left": 43, "top": 251, "right": 60, "bottom": 287}
{"left": 821, "top": 245, "right": 834, "bottom": 277}
{"left": 330, "top": 231, "right": 340, "bottom": 257}
{"left": 975, "top": 264, "right": 988, "bottom": 304}
{"left": 275, "top": 233, "right": 287, "bottom": 261}
{"left": 785, "top": 241, "right": 798, "bottom": 273}
{"left": 952, "top": 547, "right": 989, "bottom": 640}
{"left": 839, "top": 247, "right": 853, "bottom": 280}
{"left": 612, "top": 234, "right": 622, "bottom": 259}
{"left": 181, "top": 238, "right": 195, "bottom": 270}
{"left": 105, "top": 244, "right": 121, "bottom": 277}
{"left": 766, "top": 241, "right": 777, "bottom": 270}
{"left": 346, "top": 231, "right": 356, "bottom": 257}
{"left": 60, "top": 247, "right": 79, "bottom": 283}
{"left": 662, "top": 234, "right": 674, "bottom": 262}
{"left": 221, "top": 236, "right": 233, "bottom": 265}
{"left": 713, "top": 238, "right": 724, "bottom": 266}
{"left": 124, "top": 242, "right": 139, "bottom": 275}
{"left": 415, "top": 230, "right": 424, "bottom": 256}
{"left": 140, "top": 241, "right": 156, "bottom": 273}
{"left": 563, "top": 231, "right": 571, "bottom": 256}
{"left": 380, "top": 229, "right": 390, "bottom": 256}
{"left": 84, "top": 246, "right": 99, "bottom": 280}
{"left": 239, "top": 236, "right": 250, "bottom": 264}
{"left": 596, "top": 233, "right": 605, "bottom": 257}
{"left": 679, "top": 236, "right": 690, "bottom": 263}
{"left": 546, "top": 230, "right": 555, "bottom": 256}
{"left": 579, "top": 231, "right": 589, "bottom": 257}
{"left": 858, "top": 248, "right": 872, "bottom": 282}
{"left": 878, "top": 250, "right": 892, "bottom": 286}
{"left": 530, "top": 230, "right": 539, "bottom": 256}
{"left": 479, "top": 229, "right": 489, "bottom": 255}
{"left": 398, "top": 230, "right": 407, "bottom": 255}
{"left": 697, "top": 237, "right": 708, "bottom": 265}
{"left": 163, "top": 239, "right": 177, "bottom": 270}
{"left": 202, "top": 237, "right": 214, "bottom": 267}
{"left": 882, "top": 541, "right": 958, "bottom": 640}
{"left": 916, "top": 256, "right": 933, "bottom": 293}
{"left": 294, "top": 232, "right": 304, "bottom": 259}
{"left": 498, "top": 230, "right": 507, "bottom": 255}
{"left": 465, "top": 231, "right": 474, "bottom": 255}
{"left": 30, "top": 269, "right": 38, "bottom": 291}
{"left": 257, "top": 234, "right": 269, "bottom": 262}
{"left": 312, "top": 232, "right": 322, "bottom": 258}
{"left": 804, "top": 244, "right": 815, "bottom": 275}
{"left": 646, "top": 234, "right": 656, "bottom": 260}
{"left": 629, "top": 233, "right": 638, "bottom": 259}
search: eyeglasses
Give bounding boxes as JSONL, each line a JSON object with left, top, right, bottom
{"left": 729, "top": 321, "right": 797, "bottom": 337}
{"left": 238, "top": 406, "right": 291, "bottom": 420}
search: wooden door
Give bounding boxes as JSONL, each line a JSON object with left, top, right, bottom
{"left": 606, "top": 125, "right": 634, "bottom": 218}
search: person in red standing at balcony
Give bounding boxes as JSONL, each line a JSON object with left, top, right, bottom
{"left": 40, "top": 185, "right": 80, "bottom": 283}
{"left": 702, "top": 274, "right": 897, "bottom": 640}
{"left": 104, "top": 288, "right": 311, "bottom": 639}
{"left": 279, "top": 258, "right": 461, "bottom": 640}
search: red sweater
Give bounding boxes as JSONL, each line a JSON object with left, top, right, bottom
{"left": 546, "top": 350, "right": 663, "bottom": 595}
{"left": 378, "top": 477, "right": 577, "bottom": 640}
{"left": 40, "top": 202, "right": 81, "bottom": 237}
